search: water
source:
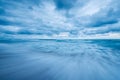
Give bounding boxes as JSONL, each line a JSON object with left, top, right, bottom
{"left": 0, "top": 39, "right": 120, "bottom": 80}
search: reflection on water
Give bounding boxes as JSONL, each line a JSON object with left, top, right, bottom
{"left": 0, "top": 39, "right": 120, "bottom": 80}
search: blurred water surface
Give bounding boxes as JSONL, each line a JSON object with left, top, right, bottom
{"left": 0, "top": 39, "right": 120, "bottom": 80}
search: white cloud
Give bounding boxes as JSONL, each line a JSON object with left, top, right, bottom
{"left": 52, "top": 32, "right": 70, "bottom": 38}
{"left": 69, "top": 0, "right": 111, "bottom": 17}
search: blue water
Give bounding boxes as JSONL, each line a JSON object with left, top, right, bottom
{"left": 0, "top": 39, "right": 120, "bottom": 80}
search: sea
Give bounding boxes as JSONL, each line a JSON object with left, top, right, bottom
{"left": 0, "top": 39, "right": 120, "bottom": 80}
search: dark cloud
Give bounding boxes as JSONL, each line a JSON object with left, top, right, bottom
{"left": 0, "top": 19, "right": 13, "bottom": 25}
{"left": 54, "top": 0, "right": 77, "bottom": 10}
{"left": 90, "top": 20, "right": 118, "bottom": 27}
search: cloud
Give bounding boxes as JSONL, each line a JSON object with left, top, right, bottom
{"left": 0, "top": 0, "right": 120, "bottom": 39}
{"left": 54, "top": 0, "right": 77, "bottom": 10}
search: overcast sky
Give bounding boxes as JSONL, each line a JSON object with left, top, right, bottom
{"left": 0, "top": 0, "right": 120, "bottom": 39}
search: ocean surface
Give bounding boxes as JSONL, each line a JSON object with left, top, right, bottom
{"left": 0, "top": 39, "right": 120, "bottom": 80}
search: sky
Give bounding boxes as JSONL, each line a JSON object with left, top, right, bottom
{"left": 0, "top": 0, "right": 120, "bottom": 39}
